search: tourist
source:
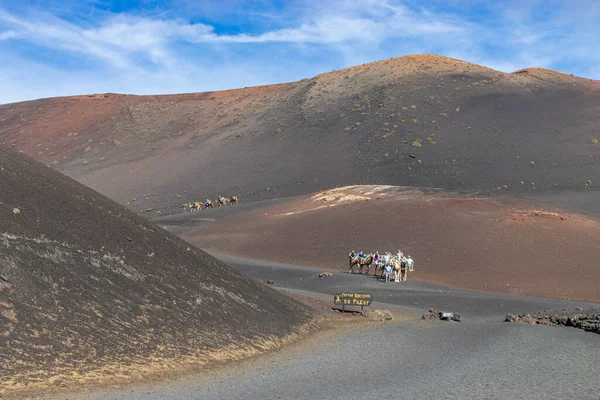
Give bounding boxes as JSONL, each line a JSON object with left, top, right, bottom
{"left": 407, "top": 255, "right": 414, "bottom": 272}
{"left": 384, "top": 263, "right": 392, "bottom": 283}
{"left": 396, "top": 249, "right": 403, "bottom": 260}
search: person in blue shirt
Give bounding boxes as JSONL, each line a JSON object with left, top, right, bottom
{"left": 384, "top": 264, "right": 393, "bottom": 283}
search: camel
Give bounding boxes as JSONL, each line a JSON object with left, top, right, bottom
{"left": 229, "top": 196, "right": 239, "bottom": 205}
{"left": 358, "top": 254, "right": 374, "bottom": 275}
{"left": 348, "top": 256, "right": 361, "bottom": 274}
{"left": 391, "top": 258, "right": 402, "bottom": 282}
{"left": 204, "top": 200, "right": 214, "bottom": 209}
{"left": 372, "top": 259, "right": 384, "bottom": 276}
{"left": 216, "top": 196, "right": 228, "bottom": 207}
{"left": 380, "top": 255, "right": 392, "bottom": 278}
{"left": 191, "top": 202, "right": 202, "bottom": 212}
{"left": 400, "top": 258, "right": 408, "bottom": 282}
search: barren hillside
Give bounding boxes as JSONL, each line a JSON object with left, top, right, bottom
{"left": 0, "top": 146, "right": 312, "bottom": 396}
{"left": 1, "top": 54, "right": 599, "bottom": 214}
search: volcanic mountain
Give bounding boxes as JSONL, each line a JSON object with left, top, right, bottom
{"left": 0, "top": 146, "right": 312, "bottom": 396}
{"left": 1, "top": 55, "right": 599, "bottom": 215}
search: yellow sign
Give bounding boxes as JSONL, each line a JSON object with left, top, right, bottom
{"left": 334, "top": 293, "right": 373, "bottom": 306}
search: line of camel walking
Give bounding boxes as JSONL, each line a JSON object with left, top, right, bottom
{"left": 183, "top": 195, "right": 239, "bottom": 211}
{"left": 348, "top": 251, "right": 415, "bottom": 283}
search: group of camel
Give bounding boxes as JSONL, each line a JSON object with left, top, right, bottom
{"left": 349, "top": 253, "right": 409, "bottom": 283}
{"left": 184, "top": 195, "right": 239, "bottom": 211}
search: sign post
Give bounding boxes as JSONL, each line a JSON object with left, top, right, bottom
{"left": 333, "top": 293, "right": 373, "bottom": 313}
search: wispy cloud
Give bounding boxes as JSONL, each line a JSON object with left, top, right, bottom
{"left": 0, "top": 0, "right": 598, "bottom": 104}
{"left": 0, "top": 30, "right": 16, "bottom": 40}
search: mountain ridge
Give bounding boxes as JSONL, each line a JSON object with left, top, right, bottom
{"left": 1, "top": 53, "right": 598, "bottom": 214}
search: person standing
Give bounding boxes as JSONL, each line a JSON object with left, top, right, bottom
{"left": 400, "top": 257, "right": 408, "bottom": 282}
{"left": 407, "top": 255, "right": 414, "bottom": 272}
{"left": 384, "top": 263, "right": 392, "bottom": 283}
{"left": 381, "top": 253, "right": 390, "bottom": 277}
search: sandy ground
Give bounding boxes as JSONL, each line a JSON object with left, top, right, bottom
{"left": 53, "top": 256, "right": 600, "bottom": 400}
{"left": 175, "top": 186, "right": 600, "bottom": 303}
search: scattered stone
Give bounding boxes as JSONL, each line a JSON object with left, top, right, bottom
{"left": 422, "top": 309, "right": 460, "bottom": 322}
{"left": 363, "top": 309, "right": 393, "bottom": 321}
{"left": 318, "top": 272, "right": 333, "bottom": 278}
{"left": 506, "top": 313, "right": 536, "bottom": 324}
{"left": 266, "top": 280, "right": 275, "bottom": 284}
{"left": 506, "top": 309, "right": 600, "bottom": 334}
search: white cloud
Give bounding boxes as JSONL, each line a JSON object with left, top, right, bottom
{"left": 0, "top": 0, "right": 598, "bottom": 104}
{"left": 0, "top": 1, "right": 468, "bottom": 68}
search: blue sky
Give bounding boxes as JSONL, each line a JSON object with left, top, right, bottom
{"left": 0, "top": 0, "right": 598, "bottom": 103}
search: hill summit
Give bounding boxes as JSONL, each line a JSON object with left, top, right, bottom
{"left": 0, "top": 54, "right": 598, "bottom": 214}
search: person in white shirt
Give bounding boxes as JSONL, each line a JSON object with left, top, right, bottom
{"left": 396, "top": 250, "right": 403, "bottom": 260}
{"left": 407, "top": 256, "right": 414, "bottom": 272}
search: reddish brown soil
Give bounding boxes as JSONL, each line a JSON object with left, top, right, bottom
{"left": 182, "top": 186, "right": 600, "bottom": 302}
{"left": 1, "top": 54, "right": 599, "bottom": 215}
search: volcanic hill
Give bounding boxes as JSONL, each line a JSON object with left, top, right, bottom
{"left": 0, "top": 146, "right": 312, "bottom": 396}
{"left": 1, "top": 54, "right": 599, "bottom": 214}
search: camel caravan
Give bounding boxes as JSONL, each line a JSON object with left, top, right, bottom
{"left": 183, "top": 195, "right": 239, "bottom": 212}
{"left": 348, "top": 250, "right": 415, "bottom": 283}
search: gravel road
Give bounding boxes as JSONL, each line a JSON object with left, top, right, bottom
{"left": 58, "top": 255, "right": 600, "bottom": 400}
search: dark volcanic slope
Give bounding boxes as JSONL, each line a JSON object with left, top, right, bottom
{"left": 1, "top": 55, "right": 599, "bottom": 214}
{"left": 0, "top": 147, "right": 312, "bottom": 395}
